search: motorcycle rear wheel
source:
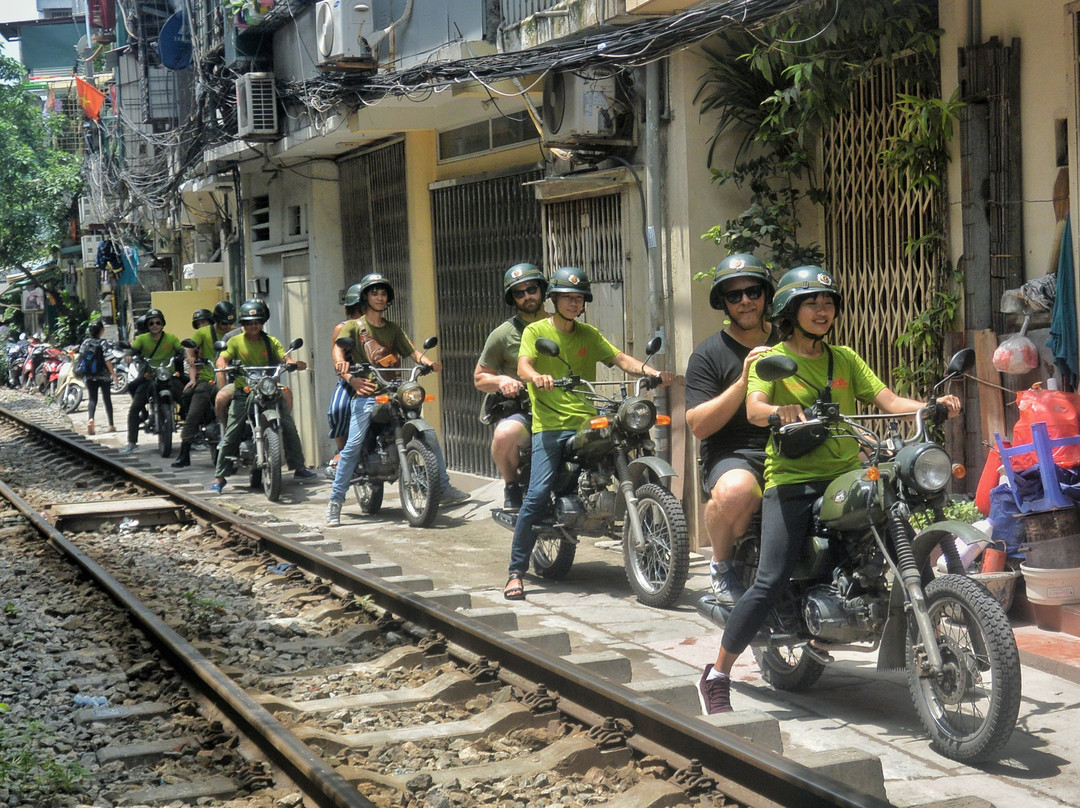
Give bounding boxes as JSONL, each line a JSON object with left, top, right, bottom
{"left": 112, "top": 370, "right": 129, "bottom": 395}
{"left": 262, "top": 429, "right": 283, "bottom": 502}
{"left": 906, "top": 574, "right": 1021, "bottom": 763}
{"left": 623, "top": 482, "right": 690, "bottom": 609}
{"left": 353, "top": 481, "right": 384, "bottom": 514}
{"left": 399, "top": 439, "right": 440, "bottom": 527}
{"left": 156, "top": 400, "right": 174, "bottom": 457}
{"left": 752, "top": 639, "right": 827, "bottom": 692}
{"left": 59, "top": 384, "right": 82, "bottom": 414}
{"left": 532, "top": 533, "right": 577, "bottom": 580}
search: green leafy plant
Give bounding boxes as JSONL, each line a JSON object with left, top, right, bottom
{"left": 182, "top": 591, "right": 227, "bottom": 637}
{"left": 0, "top": 715, "right": 87, "bottom": 801}
{"left": 909, "top": 497, "right": 982, "bottom": 531}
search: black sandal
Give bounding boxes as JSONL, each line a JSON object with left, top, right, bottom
{"left": 503, "top": 573, "right": 525, "bottom": 600}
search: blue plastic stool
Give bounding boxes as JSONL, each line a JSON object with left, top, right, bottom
{"left": 994, "top": 421, "right": 1080, "bottom": 512}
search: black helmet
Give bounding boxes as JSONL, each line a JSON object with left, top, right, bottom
{"left": 343, "top": 282, "right": 365, "bottom": 307}
{"left": 772, "top": 266, "right": 842, "bottom": 321}
{"left": 358, "top": 272, "right": 394, "bottom": 305}
{"left": 238, "top": 298, "right": 270, "bottom": 324}
{"left": 144, "top": 308, "right": 166, "bottom": 326}
{"left": 134, "top": 314, "right": 149, "bottom": 335}
{"left": 192, "top": 308, "right": 214, "bottom": 329}
{"left": 503, "top": 263, "right": 547, "bottom": 305}
{"left": 708, "top": 254, "right": 774, "bottom": 311}
{"left": 547, "top": 267, "right": 592, "bottom": 302}
{"left": 212, "top": 300, "right": 236, "bottom": 326}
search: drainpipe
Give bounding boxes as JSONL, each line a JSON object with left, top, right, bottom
{"left": 969, "top": 0, "right": 982, "bottom": 46}
{"left": 645, "top": 60, "right": 669, "bottom": 461}
{"left": 365, "top": 0, "right": 414, "bottom": 58}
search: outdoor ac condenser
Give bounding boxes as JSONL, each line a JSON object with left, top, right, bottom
{"left": 235, "top": 73, "right": 278, "bottom": 140}
{"left": 315, "top": 0, "right": 374, "bottom": 67}
{"left": 542, "top": 72, "right": 619, "bottom": 142}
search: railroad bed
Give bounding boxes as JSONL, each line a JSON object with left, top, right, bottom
{"left": 0, "top": 389, "right": 992, "bottom": 808}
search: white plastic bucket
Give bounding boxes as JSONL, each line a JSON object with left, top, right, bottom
{"left": 1019, "top": 563, "right": 1080, "bottom": 605}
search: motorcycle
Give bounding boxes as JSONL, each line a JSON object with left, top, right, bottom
{"left": 21, "top": 340, "right": 48, "bottom": 391}
{"left": 107, "top": 341, "right": 130, "bottom": 394}
{"left": 219, "top": 337, "right": 304, "bottom": 502}
{"left": 491, "top": 336, "right": 690, "bottom": 609}
{"left": 178, "top": 339, "right": 222, "bottom": 464}
{"left": 335, "top": 335, "right": 445, "bottom": 528}
{"left": 126, "top": 348, "right": 179, "bottom": 458}
{"left": 6, "top": 337, "right": 28, "bottom": 388}
{"left": 34, "top": 345, "right": 65, "bottom": 397}
{"left": 699, "top": 347, "right": 1020, "bottom": 763}
{"left": 54, "top": 347, "right": 85, "bottom": 414}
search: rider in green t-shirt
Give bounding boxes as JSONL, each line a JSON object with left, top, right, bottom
{"left": 502, "top": 267, "right": 674, "bottom": 601}
{"left": 172, "top": 302, "right": 236, "bottom": 468}
{"left": 121, "top": 308, "right": 183, "bottom": 455}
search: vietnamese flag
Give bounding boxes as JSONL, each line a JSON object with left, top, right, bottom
{"left": 74, "top": 76, "right": 106, "bottom": 120}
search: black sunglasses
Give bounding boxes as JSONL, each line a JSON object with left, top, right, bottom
{"left": 722, "top": 284, "right": 765, "bottom": 305}
{"left": 511, "top": 284, "right": 541, "bottom": 299}
{"left": 147, "top": 319, "right": 164, "bottom": 326}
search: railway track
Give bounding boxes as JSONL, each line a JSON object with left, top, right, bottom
{"left": 0, "top": 397, "right": 920, "bottom": 808}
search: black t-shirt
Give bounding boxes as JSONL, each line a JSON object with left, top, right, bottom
{"left": 684, "top": 330, "right": 774, "bottom": 469}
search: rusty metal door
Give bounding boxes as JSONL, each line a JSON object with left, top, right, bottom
{"left": 432, "top": 167, "right": 544, "bottom": 477}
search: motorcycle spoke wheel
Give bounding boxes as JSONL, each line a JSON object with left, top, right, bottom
{"left": 623, "top": 482, "right": 690, "bottom": 609}
{"left": 262, "top": 429, "right": 283, "bottom": 502}
{"left": 752, "top": 637, "right": 827, "bottom": 692}
{"left": 531, "top": 532, "right": 576, "bottom": 580}
{"left": 60, "top": 385, "right": 83, "bottom": 414}
{"left": 399, "top": 439, "right": 441, "bottom": 527}
{"left": 906, "top": 574, "right": 1021, "bottom": 763}
{"left": 156, "top": 401, "right": 174, "bottom": 457}
{"left": 352, "top": 481, "right": 384, "bottom": 514}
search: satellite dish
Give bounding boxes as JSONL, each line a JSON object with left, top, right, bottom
{"left": 316, "top": 2, "right": 335, "bottom": 59}
{"left": 159, "top": 11, "right": 192, "bottom": 71}
{"left": 542, "top": 72, "right": 566, "bottom": 135}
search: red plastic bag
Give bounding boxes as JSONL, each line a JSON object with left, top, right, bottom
{"left": 993, "top": 334, "right": 1039, "bottom": 374}
{"left": 1008, "top": 388, "right": 1080, "bottom": 471}
{"left": 975, "top": 444, "right": 1002, "bottom": 515}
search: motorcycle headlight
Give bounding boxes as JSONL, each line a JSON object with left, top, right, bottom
{"left": 398, "top": 383, "right": 425, "bottom": 408}
{"left": 616, "top": 396, "right": 656, "bottom": 434}
{"left": 155, "top": 366, "right": 171, "bottom": 382}
{"left": 257, "top": 376, "right": 278, "bottom": 397}
{"left": 896, "top": 444, "right": 952, "bottom": 494}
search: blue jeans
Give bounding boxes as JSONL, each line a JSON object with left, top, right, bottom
{"left": 508, "top": 429, "right": 575, "bottom": 575}
{"left": 330, "top": 397, "right": 453, "bottom": 503}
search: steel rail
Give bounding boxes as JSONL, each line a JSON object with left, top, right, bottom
{"left": 1, "top": 406, "right": 892, "bottom": 808}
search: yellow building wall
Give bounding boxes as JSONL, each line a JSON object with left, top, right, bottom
{"left": 151, "top": 290, "right": 225, "bottom": 342}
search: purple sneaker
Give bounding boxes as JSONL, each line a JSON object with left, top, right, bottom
{"left": 698, "top": 664, "right": 732, "bottom": 714}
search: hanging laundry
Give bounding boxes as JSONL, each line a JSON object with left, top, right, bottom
{"left": 1048, "top": 218, "right": 1078, "bottom": 390}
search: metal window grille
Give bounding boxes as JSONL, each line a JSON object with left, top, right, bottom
{"left": 821, "top": 59, "right": 946, "bottom": 396}
{"left": 432, "top": 167, "right": 544, "bottom": 477}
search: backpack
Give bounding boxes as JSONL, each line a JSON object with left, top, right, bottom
{"left": 76, "top": 339, "right": 105, "bottom": 378}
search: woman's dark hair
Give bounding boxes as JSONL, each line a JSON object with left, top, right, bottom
{"left": 88, "top": 320, "right": 104, "bottom": 338}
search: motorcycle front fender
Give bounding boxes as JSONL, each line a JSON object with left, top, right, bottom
{"left": 400, "top": 417, "right": 437, "bottom": 444}
{"left": 628, "top": 455, "right": 677, "bottom": 490}
{"left": 259, "top": 408, "right": 281, "bottom": 428}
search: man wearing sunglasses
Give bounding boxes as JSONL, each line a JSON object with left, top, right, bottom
{"left": 474, "top": 263, "right": 548, "bottom": 511}
{"left": 120, "top": 308, "right": 183, "bottom": 455}
{"left": 684, "top": 254, "right": 777, "bottom": 608}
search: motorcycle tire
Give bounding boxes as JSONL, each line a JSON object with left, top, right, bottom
{"left": 752, "top": 636, "right": 827, "bottom": 693}
{"left": 34, "top": 368, "right": 48, "bottom": 395}
{"left": 399, "top": 438, "right": 441, "bottom": 527}
{"left": 623, "top": 482, "right": 690, "bottom": 609}
{"left": 59, "top": 384, "right": 83, "bottom": 414}
{"left": 532, "top": 533, "right": 577, "bottom": 580}
{"left": 352, "top": 481, "right": 384, "bottom": 514}
{"left": 156, "top": 400, "right": 174, "bottom": 457}
{"left": 112, "top": 371, "right": 129, "bottom": 395}
{"left": 262, "top": 429, "right": 283, "bottom": 502}
{"left": 906, "top": 574, "right": 1021, "bottom": 763}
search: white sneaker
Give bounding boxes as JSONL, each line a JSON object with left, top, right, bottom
{"left": 442, "top": 485, "right": 470, "bottom": 505}
{"left": 326, "top": 500, "right": 342, "bottom": 527}
{"left": 119, "top": 444, "right": 136, "bottom": 455}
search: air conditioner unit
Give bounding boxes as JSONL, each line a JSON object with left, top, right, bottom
{"left": 78, "top": 197, "right": 97, "bottom": 225}
{"left": 315, "top": 0, "right": 375, "bottom": 67}
{"left": 81, "top": 235, "right": 101, "bottom": 268}
{"left": 542, "top": 72, "right": 619, "bottom": 142}
{"left": 236, "top": 73, "right": 278, "bottom": 139}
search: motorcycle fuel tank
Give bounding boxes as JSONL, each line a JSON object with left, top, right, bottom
{"left": 818, "top": 466, "right": 890, "bottom": 530}
{"left": 570, "top": 425, "right": 614, "bottom": 463}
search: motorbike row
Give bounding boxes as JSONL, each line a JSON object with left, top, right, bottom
{"left": 5, "top": 334, "right": 128, "bottom": 413}
{"left": 3, "top": 330, "right": 1021, "bottom": 760}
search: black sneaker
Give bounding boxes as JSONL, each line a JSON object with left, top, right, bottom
{"left": 710, "top": 561, "right": 747, "bottom": 609}
{"left": 698, "top": 664, "right": 732, "bottom": 714}
{"left": 503, "top": 483, "right": 522, "bottom": 511}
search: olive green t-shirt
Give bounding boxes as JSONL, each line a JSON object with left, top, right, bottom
{"left": 191, "top": 324, "right": 230, "bottom": 383}
{"left": 477, "top": 316, "right": 530, "bottom": 380}
{"left": 338, "top": 317, "right": 414, "bottom": 391}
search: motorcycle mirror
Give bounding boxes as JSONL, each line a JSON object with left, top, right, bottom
{"left": 645, "top": 335, "right": 662, "bottom": 356}
{"left": 212, "top": 340, "right": 226, "bottom": 351}
{"left": 536, "top": 338, "right": 561, "bottom": 358}
{"left": 756, "top": 355, "right": 798, "bottom": 382}
{"left": 335, "top": 337, "right": 356, "bottom": 350}
{"left": 423, "top": 336, "right": 438, "bottom": 350}
{"left": 945, "top": 348, "right": 975, "bottom": 377}
{"left": 180, "top": 339, "right": 196, "bottom": 349}
{"left": 289, "top": 338, "right": 303, "bottom": 351}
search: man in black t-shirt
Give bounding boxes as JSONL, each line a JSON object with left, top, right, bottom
{"left": 685, "top": 255, "right": 777, "bottom": 607}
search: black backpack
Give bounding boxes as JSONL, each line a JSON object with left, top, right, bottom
{"left": 76, "top": 339, "right": 105, "bottom": 378}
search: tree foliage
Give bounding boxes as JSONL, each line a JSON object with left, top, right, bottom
{"left": 0, "top": 56, "right": 82, "bottom": 271}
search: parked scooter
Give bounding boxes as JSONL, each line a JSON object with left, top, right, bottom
{"left": 34, "top": 345, "right": 66, "bottom": 397}
{"left": 218, "top": 337, "right": 304, "bottom": 502}
{"left": 491, "top": 336, "right": 689, "bottom": 609}
{"left": 54, "top": 347, "right": 85, "bottom": 413}
{"left": 335, "top": 335, "right": 446, "bottom": 528}
{"left": 20, "top": 338, "right": 47, "bottom": 390}
{"left": 107, "top": 341, "right": 130, "bottom": 394}
{"left": 698, "top": 348, "right": 1020, "bottom": 763}
{"left": 6, "top": 335, "right": 29, "bottom": 388}
{"left": 125, "top": 348, "right": 179, "bottom": 457}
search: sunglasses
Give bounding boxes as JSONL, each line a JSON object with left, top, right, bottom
{"left": 511, "top": 284, "right": 541, "bottom": 299}
{"left": 147, "top": 320, "right": 164, "bottom": 327}
{"left": 722, "top": 284, "right": 765, "bottom": 305}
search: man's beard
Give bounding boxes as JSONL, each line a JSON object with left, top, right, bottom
{"left": 517, "top": 298, "right": 542, "bottom": 315}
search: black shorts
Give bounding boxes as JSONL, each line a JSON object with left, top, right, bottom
{"left": 702, "top": 449, "right": 766, "bottom": 496}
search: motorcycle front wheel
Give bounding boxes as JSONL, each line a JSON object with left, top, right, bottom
{"left": 262, "top": 429, "right": 283, "bottom": 502}
{"left": 156, "top": 400, "right": 174, "bottom": 457}
{"left": 906, "top": 574, "right": 1021, "bottom": 763}
{"left": 59, "top": 384, "right": 82, "bottom": 414}
{"left": 399, "top": 439, "right": 440, "bottom": 527}
{"left": 112, "top": 368, "right": 129, "bottom": 395}
{"left": 623, "top": 482, "right": 690, "bottom": 609}
{"left": 352, "top": 481, "right": 384, "bottom": 514}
